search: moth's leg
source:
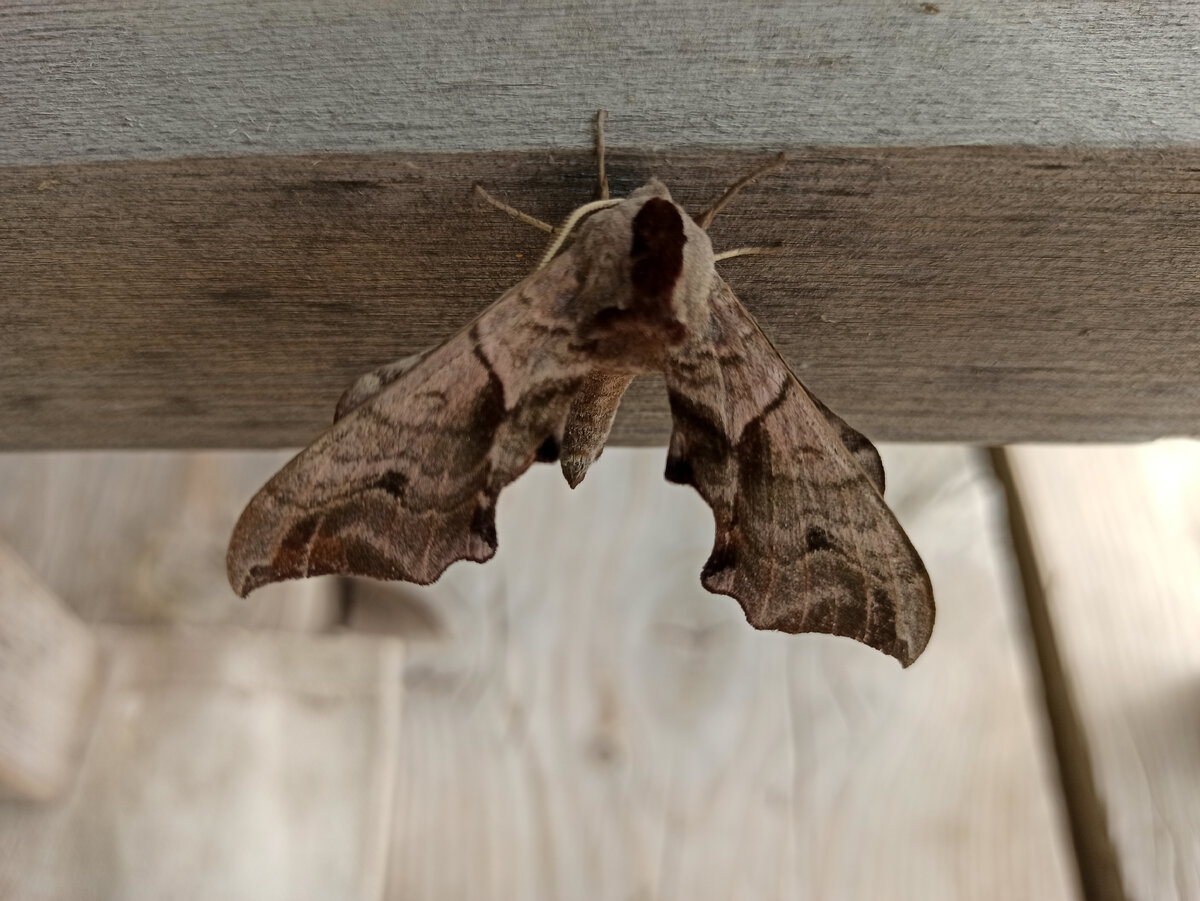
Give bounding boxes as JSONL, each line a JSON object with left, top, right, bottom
{"left": 474, "top": 185, "right": 556, "bottom": 234}
{"left": 478, "top": 107, "right": 608, "bottom": 231}
{"left": 478, "top": 180, "right": 619, "bottom": 270}
{"left": 594, "top": 109, "right": 609, "bottom": 201}
{"left": 695, "top": 153, "right": 787, "bottom": 230}
{"left": 714, "top": 246, "right": 781, "bottom": 262}
{"left": 481, "top": 110, "right": 622, "bottom": 268}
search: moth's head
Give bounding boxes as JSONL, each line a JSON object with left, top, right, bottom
{"left": 564, "top": 180, "right": 715, "bottom": 356}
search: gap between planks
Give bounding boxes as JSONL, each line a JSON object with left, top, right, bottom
{"left": 997, "top": 443, "right": 1200, "bottom": 901}
{"left": 991, "top": 447, "right": 1128, "bottom": 901}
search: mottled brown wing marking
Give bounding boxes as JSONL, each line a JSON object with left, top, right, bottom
{"left": 664, "top": 389, "right": 733, "bottom": 489}
{"left": 664, "top": 277, "right": 934, "bottom": 666}
{"left": 714, "top": 396, "right": 912, "bottom": 658}
{"left": 805, "top": 390, "right": 885, "bottom": 495}
{"left": 272, "top": 511, "right": 323, "bottom": 573}
{"left": 534, "top": 435, "right": 561, "bottom": 463}
{"left": 334, "top": 350, "right": 432, "bottom": 421}
{"left": 376, "top": 470, "right": 409, "bottom": 499}
{"left": 227, "top": 257, "right": 588, "bottom": 597}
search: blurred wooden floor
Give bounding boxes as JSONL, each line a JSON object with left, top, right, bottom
{"left": 0, "top": 443, "right": 1197, "bottom": 900}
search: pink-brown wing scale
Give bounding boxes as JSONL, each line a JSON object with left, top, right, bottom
{"left": 663, "top": 277, "right": 934, "bottom": 666}
{"left": 226, "top": 254, "right": 588, "bottom": 597}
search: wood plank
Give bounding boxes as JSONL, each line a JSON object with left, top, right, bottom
{"left": 3, "top": 1, "right": 1200, "bottom": 166}
{"left": 0, "top": 452, "right": 337, "bottom": 627}
{"left": 0, "top": 628, "right": 403, "bottom": 901}
{"left": 1003, "top": 444, "right": 1200, "bottom": 901}
{"left": 0, "top": 541, "right": 100, "bottom": 801}
{"left": 364, "top": 447, "right": 1079, "bottom": 900}
{"left": 4, "top": 147, "right": 1200, "bottom": 448}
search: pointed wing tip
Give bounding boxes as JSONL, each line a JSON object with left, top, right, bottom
{"left": 225, "top": 542, "right": 274, "bottom": 599}
{"left": 897, "top": 569, "right": 937, "bottom": 667}
{"left": 701, "top": 568, "right": 935, "bottom": 667}
{"left": 226, "top": 562, "right": 262, "bottom": 599}
{"left": 226, "top": 501, "right": 275, "bottom": 598}
{"left": 894, "top": 630, "right": 930, "bottom": 668}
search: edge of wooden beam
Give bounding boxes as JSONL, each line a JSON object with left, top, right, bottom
{"left": 4, "top": 146, "right": 1200, "bottom": 448}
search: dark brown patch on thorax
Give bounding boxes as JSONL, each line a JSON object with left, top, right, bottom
{"left": 630, "top": 198, "right": 686, "bottom": 317}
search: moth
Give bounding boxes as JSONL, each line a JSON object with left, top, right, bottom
{"left": 227, "top": 113, "right": 934, "bottom": 666}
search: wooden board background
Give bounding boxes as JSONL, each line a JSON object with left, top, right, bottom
{"left": 0, "top": 445, "right": 1083, "bottom": 900}
{"left": 4, "top": 147, "right": 1200, "bottom": 449}
{"left": 0, "top": 541, "right": 100, "bottom": 801}
{"left": 1003, "top": 444, "right": 1200, "bottom": 901}
{"left": 4, "top": 1, "right": 1200, "bottom": 449}
{"left": 0, "top": 629, "right": 403, "bottom": 901}
{"left": 368, "top": 446, "right": 1080, "bottom": 899}
{"left": 6, "top": 442, "right": 1200, "bottom": 900}
{"left": 0, "top": 452, "right": 336, "bottom": 628}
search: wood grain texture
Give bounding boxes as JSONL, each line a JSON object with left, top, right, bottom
{"left": 3, "top": 0, "right": 1200, "bottom": 166}
{"left": 1003, "top": 444, "right": 1200, "bottom": 901}
{"left": 363, "top": 447, "right": 1078, "bottom": 900}
{"left": 0, "top": 452, "right": 337, "bottom": 627}
{"left": 0, "top": 541, "right": 99, "bottom": 801}
{"left": 4, "top": 147, "right": 1200, "bottom": 448}
{"left": 0, "top": 628, "right": 403, "bottom": 901}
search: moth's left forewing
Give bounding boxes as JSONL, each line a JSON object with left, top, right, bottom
{"left": 664, "top": 277, "right": 934, "bottom": 666}
{"left": 226, "top": 252, "right": 591, "bottom": 598}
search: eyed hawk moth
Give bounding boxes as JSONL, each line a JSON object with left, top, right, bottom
{"left": 227, "top": 125, "right": 934, "bottom": 667}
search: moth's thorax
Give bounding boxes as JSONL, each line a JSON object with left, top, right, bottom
{"left": 566, "top": 180, "right": 714, "bottom": 364}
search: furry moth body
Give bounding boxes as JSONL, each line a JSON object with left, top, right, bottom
{"left": 227, "top": 178, "right": 934, "bottom": 666}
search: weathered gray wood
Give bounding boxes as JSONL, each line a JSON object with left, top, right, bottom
{"left": 0, "top": 542, "right": 99, "bottom": 801}
{"left": 368, "top": 447, "right": 1079, "bottom": 900}
{"left": 0, "top": 628, "right": 403, "bottom": 901}
{"left": 4, "top": 147, "right": 1200, "bottom": 448}
{"left": 0, "top": 452, "right": 338, "bottom": 626}
{"left": 3, "top": 1, "right": 1200, "bottom": 166}
{"left": 1003, "top": 444, "right": 1200, "bottom": 901}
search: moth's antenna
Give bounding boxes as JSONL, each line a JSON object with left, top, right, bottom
{"left": 595, "top": 109, "right": 610, "bottom": 201}
{"left": 474, "top": 185, "right": 556, "bottom": 234}
{"left": 696, "top": 153, "right": 787, "bottom": 230}
{"left": 533, "top": 109, "right": 622, "bottom": 268}
{"left": 537, "top": 198, "right": 622, "bottom": 268}
{"left": 480, "top": 109, "right": 621, "bottom": 268}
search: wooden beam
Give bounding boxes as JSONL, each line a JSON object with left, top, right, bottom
{"left": 3, "top": 1, "right": 1199, "bottom": 166}
{"left": 3, "top": 147, "right": 1200, "bottom": 448}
